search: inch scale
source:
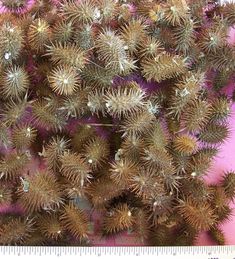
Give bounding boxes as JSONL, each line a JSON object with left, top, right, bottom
{"left": 0, "top": 246, "right": 235, "bottom": 259}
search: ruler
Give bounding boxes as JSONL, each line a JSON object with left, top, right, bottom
{"left": 0, "top": 246, "right": 235, "bottom": 259}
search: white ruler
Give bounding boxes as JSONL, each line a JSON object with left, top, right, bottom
{"left": 0, "top": 246, "right": 235, "bottom": 259}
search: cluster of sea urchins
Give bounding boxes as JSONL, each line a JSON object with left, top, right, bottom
{"left": 0, "top": 0, "right": 235, "bottom": 246}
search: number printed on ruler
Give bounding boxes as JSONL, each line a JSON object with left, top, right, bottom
{"left": 0, "top": 246, "right": 235, "bottom": 259}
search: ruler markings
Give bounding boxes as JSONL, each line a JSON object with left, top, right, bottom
{"left": 1, "top": 246, "right": 235, "bottom": 258}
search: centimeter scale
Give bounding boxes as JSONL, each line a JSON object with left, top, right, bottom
{"left": 0, "top": 246, "right": 235, "bottom": 259}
